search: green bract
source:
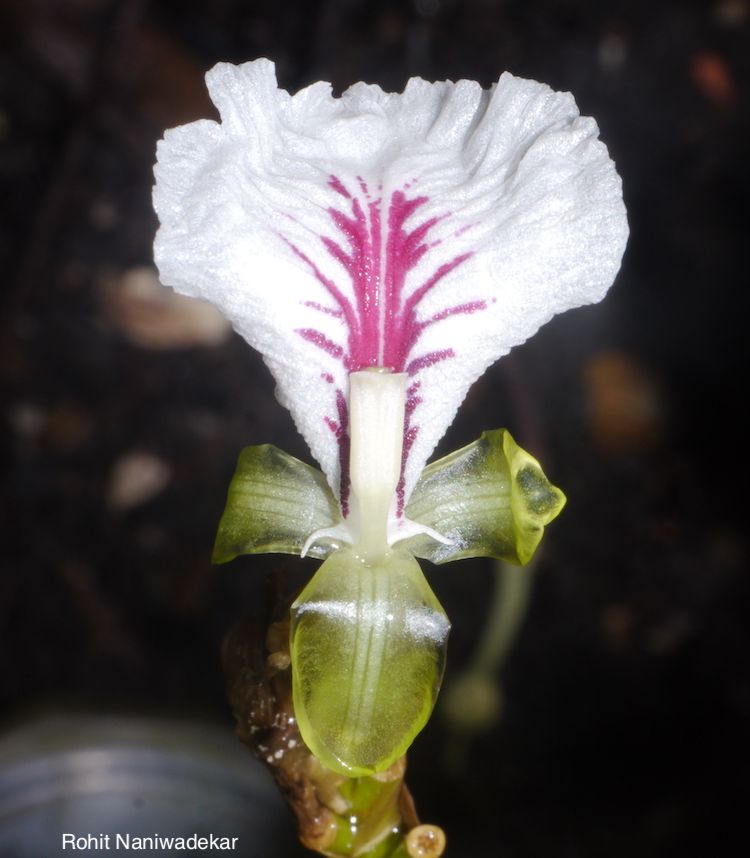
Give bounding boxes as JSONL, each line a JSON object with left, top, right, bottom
{"left": 213, "top": 428, "right": 565, "bottom": 777}
{"left": 212, "top": 444, "right": 339, "bottom": 563}
{"left": 213, "top": 429, "right": 565, "bottom": 569}
{"left": 403, "top": 429, "right": 566, "bottom": 565}
{"left": 291, "top": 547, "right": 448, "bottom": 776}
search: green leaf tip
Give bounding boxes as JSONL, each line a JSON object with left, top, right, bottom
{"left": 402, "top": 428, "right": 566, "bottom": 566}
{"left": 212, "top": 444, "right": 341, "bottom": 564}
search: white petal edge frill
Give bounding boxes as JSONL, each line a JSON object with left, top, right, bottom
{"left": 153, "top": 58, "right": 628, "bottom": 527}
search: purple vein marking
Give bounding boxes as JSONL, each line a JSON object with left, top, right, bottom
{"left": 287, "top": 175, "right": 487, "bottom": 515}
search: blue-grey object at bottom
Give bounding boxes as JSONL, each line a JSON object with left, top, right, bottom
{"left": 0, "top": 715, "right": 304, "bottom": 858}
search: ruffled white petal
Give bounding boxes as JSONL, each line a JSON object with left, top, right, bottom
{"left": 153, "top": 59, "right": 627, "bottom": 519}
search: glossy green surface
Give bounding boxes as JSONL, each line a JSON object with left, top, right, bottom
{"left": 212, "top": 444, "right": 341, "bottom": 563}
{"left": 403, "top": 428, "right": 566, "bottom": 565}
{"left": 291, "top": 547, "right": 449, "bottom": 777}
{"left": 325, "top": 773, "right": 404, "bottom": 856}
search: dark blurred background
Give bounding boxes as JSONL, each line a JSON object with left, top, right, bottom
{"left": 1, "top": 1, "right": 748, "bottom": 856}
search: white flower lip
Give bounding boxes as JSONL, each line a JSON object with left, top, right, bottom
{"left": 153, "top": 58, "right": 628, "bottom": 530}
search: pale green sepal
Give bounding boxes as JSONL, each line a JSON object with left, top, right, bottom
{"left": 402, "top": 429, "right": 566, "bottom": 566}
{"left": 212, "top": 444, "right": 342, "bottom": 564}
{"left": 291, "top": 547, "right": 449, "bottom": 777}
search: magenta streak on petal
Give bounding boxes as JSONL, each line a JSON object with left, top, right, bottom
{"left": 421, "top": 300, "right": 487, "bottom": 327}
{"left": 282, "top": 236, "right": 359, "bottom": 365}
{"left": 320, "top": 371, "right": 351, "bottom": 514}
{"left": 329, "top": 175, "right": 352, "bottom": 199}
{"left": 321, "top": 388, "right": 351, "bottom": 516}
{"left": 304, "top": 300, "right": 344, "bottom": 319}
{"left": 395, "top": 381, "right": 423, "bottom": 514}
{"left": 324, "top": 193, "right": 382, "bottom": 367}
{"left": 296, "top": 328, "right": 345, "bottom": 360}
{"left": 405, "top": 348, "right": 454, "bottom": 376}
{"left": 391, "top": 253, "right": 475, "bottom": 369}
{"left": 288, "top": 175, "right": 487, "bottom": 516}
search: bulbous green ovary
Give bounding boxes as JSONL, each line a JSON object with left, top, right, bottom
{"left": 291, "top": 547, "right": 450, "bottom": 777}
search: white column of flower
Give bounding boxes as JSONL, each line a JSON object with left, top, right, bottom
{"left": 348, "top": 369, "right": 408, "bottom": 563}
